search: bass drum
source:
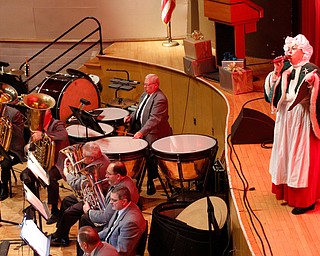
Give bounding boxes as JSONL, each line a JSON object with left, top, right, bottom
{"left": 37, "top": 74, "right": 100, "bottom": 122}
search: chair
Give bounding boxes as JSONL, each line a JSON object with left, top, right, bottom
{"left": 136, "top": 220, "right": 148, "bottom": 256}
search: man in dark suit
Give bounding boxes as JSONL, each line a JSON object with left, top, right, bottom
{"left": 21, "top": 109, "right": 70, "bottom": 222}
{"left": 98, "top": 186, "right": 146, "bottom": 256}
{"left": 0, "top": 105, "right": 26, "bottom": 200}
{"left": 124, "top": 74, "right": 172, "bottom": 195}
{"left": 78, "top": 226, "right": 119, "bottom": 256}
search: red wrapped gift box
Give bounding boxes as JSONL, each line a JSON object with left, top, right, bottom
{"left": 183, "top": 56, "right": 216, "bottom": 77}
{"left": 219, "top": 67, "right": 253, "bottom": 95}
{"left": 183, "top": 38, "right": 213, "bottom": 60}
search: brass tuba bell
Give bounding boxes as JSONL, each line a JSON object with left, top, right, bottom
{"left": 23, "top": 93, "right": 56, "bottom": 131}
{"left": 0, "top": 83, "right": 18, "bottom": 161}
{"left": 23, "top": 93, "right": 56, "bottom": 170}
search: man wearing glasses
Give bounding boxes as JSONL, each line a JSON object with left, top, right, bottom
{"left": 124, "top": 74, "right": 172, "bottom": 195}
{"left": 98, "top": 186, "right": 146, "bottom": 256}
{"left": 76, "top": 161, "right": 140, "bottom": 255}
{"left": 50, "top": 141, "right": 110, "bottom": 247}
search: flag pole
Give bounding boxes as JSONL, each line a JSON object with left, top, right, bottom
{"left": 162, "top": 21, "right": 179, "bottom": 47}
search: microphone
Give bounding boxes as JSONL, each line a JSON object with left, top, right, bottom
{"left": 271, "top": 55, "right": 290, "bottom": 63}
{"left": 79, "top": 98, "right": 91, "bottom": 110}
{"left": 80, "top": 98, "right": 91, "bottom": 106}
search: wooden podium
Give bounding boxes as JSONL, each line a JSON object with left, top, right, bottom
{"left": 204, "top": 0, "right": 264, "bottom": 64}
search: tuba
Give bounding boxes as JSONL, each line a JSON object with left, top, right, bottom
{"left": 0, "top": 83, "right": 18, "bottom": 161}
{"left": 23, "top": 93, "right": 56, "bottom": 170}
{"left": 60, "top": 144, "right": 107, "bottom": 210}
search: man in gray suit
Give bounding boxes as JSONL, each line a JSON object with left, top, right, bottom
{"left": 78, "top": 226, "right": 119, "bottom": 256}
{"left": 76, "top": 161, "right": 140, "bottom": 256}
{"left": 99, "top": 186, "right": 146, "bottom": 256}
{"left": 124, "top": 73, "right": 172, "bottom": 195}
{"left": 82, "top": 161, "right": 140, "bottom": 227}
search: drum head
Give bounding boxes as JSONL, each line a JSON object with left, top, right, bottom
{"left": 152, "top": 134, "right": 217, "bottom": 160}
{"left": 66, "top": 123, "right": 113, "bottom": 139}
{"left": 96, "top": 136, "right": 148, "bottom": 157}
{"left": 176, "top": 196, "right": 227, "bottom": 230}
{"left": 38, "top": 74, "right": 100, "bottom": 121}
{"left": 95, "top": 107, "right": 129, "bottom": 123}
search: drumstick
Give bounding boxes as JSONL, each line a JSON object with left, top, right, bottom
{"left": 116, "top": 130, "right": 134, "bottom": 136}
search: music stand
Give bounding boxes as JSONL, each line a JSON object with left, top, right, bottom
{"left": 69, "top": 106, "right": 105, "bottom": 142}
{"left": 0, "top": 144, "right": 19, "bottom": 226}
{"left": 20, "top": 217, "right": 51, "bottom": 256}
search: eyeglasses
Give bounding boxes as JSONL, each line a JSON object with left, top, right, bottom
{"left": 110, "top": 198, "right": 122, "bottom": 203}
{"left": 144, "top": 83, "right": 155, "bottom": 87}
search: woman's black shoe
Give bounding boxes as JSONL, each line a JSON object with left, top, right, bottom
{"left": 292, "top": 203, "right": 315, "bottom": 215}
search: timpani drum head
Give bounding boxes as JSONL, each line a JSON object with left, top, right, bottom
{"left": 151, "top": 134, "right": 217, "bottom": 181}
{"left": 96, "top": 136, "right": 148, "bottom": 178}
{"left": 66, "top": 123, "right": 113, "bottom": 141}
{"left": 95, "top": 107, "right": 129, "bottom": 123}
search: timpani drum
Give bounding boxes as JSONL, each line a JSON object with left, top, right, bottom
{"left": 96, "top": 136, "right": 148, "bottom": 181}
{"left": 151, "top": 134, "right": 217, "bottom": 182}
{"left": 95, "top": 107, "right": 129, "bottom": 135}
{"left": 37, "top": 74, "right": 100, "bottom": 122}
{"left": 66, "top": 123, "right": 113, "bottom": 143}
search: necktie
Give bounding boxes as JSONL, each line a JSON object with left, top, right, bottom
{"left": 136, "top": 94, "right": 150, "bottom": 124}
{"left": 105, "top": 211, "right": 119, "bottom": 242}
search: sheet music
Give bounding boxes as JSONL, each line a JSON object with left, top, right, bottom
{"left": 23, "top": 184, "right": 50, "bottom": 220}
{"left": 27, "top": 151, "right": 50, "bottom": 186}
{"left": 20, "top": 218, "right": 50, "bottom": 256}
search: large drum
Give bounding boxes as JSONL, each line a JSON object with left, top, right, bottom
{"left": 66, "top": 123, "right": 113, "bottom": 143}
{"left": 37, "top": 74, "right": 100, "bottom": 121}
{"left": 95, "top": 107, "right": 129, "bottom": 134}
{"left": 151, "top": 134, "right": 217, "bottom": 182}
{"left": 96, "top": 136, "right": 148, "bottom": 186}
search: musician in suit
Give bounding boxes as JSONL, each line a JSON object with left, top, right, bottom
{"left": 81, "top": 161, "right": 140, "bottom": 228}
{"left": 51, "top": 141, "right": 110, "bottom": 247}
{"left": 264, "top": 34, "right": 320, "bottom": 215}
{"left": 0, "top": 105, "right": 26, "bottom": 201}
{"left": 20, "top": 109, "right": 70, "bottom": 221}
{"left": 77, "top": 161, "right": 140, "bottom": 256}
{"left": 78, "top": 226, "right": 119, "bottom": 256}
{"left": 98, "top": 186, "right": 146, "bottom": 256}
{"left": 124, "top": 73, "right": 172, "bottom": 195}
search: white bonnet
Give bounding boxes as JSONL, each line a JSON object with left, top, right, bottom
{"left": 283, "top": 34, "right": 313, "bottom": 62}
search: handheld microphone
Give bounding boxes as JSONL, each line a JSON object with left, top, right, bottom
{"left": 271, "top": 55, "right": 290, "bottom": 63}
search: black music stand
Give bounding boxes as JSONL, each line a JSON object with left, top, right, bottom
{"left": 0, "top": 144, "right": 19, "bottom": 226}
{"left": 69, "top": 106, "right": 105, "bottom": 142}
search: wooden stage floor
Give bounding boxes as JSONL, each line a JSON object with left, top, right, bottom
{"left": 1, "top": 40, "right": 319, "bottom": 256}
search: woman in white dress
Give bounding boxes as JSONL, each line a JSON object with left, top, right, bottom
{"left": 264, "top": 34, "right": 320, "bottom": 214}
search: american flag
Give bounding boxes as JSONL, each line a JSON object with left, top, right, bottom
{"left": 161, "top": 0, "right": 176, "bottom": 24}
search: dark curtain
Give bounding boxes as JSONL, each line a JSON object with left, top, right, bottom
{"left": 301, "top": 0, "right": 320, "bottom": 66}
